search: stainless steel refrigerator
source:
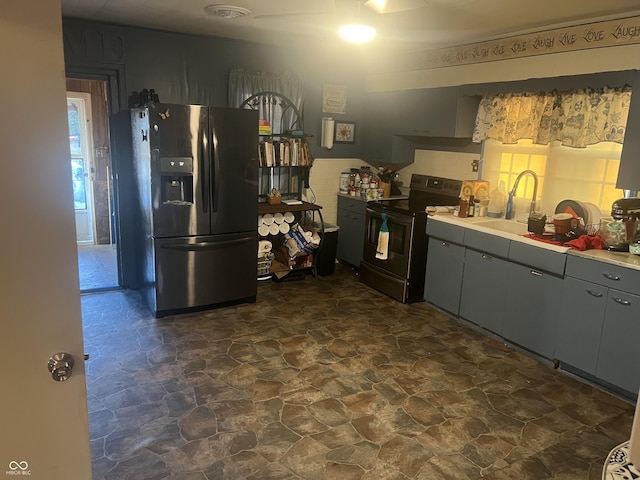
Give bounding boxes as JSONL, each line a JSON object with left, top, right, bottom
{"left": 130, "top": 104, "right": 258, "bottom": 317}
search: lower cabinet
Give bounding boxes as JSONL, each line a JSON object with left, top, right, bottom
{"left": 558, "top": 255, "right": 640, "bottom": 396}
{"left": 424, "top": 217, "right": 640, "bottom": 397}
{"left": 596, "top": 289, "right": 640, "bottom": 394}
{"left": 556, "top": 276, "right": 606, "bottom": 375}
{"left": 424, "top": 237, "right": 465, "bottom": 315}
{"left": 459, "top": 249, "right": 508, "bottom": 335}
{"left": 502, "top": 262, "right": 562, "bottom": 360}
{"left": 336, "top": 196, "right": 366, "bottom": 267}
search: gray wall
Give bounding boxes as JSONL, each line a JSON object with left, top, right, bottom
{"left": 62, "top": 18, "right": 369, "bottom": 287}
{"left": 62, "top": 18, "right": 367, "bottom": 158}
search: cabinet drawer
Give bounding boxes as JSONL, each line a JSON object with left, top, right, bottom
{"left": 426, "top": 218, "right": 465, "bottom": 244}
{"left": 337, "top": 195, "right": 367, "bottom": 216}
{"left": 566, "top": 255, "right": 640, "bottom": 295}
{"left": 508, "top": 241, "right": 567, "bottom": 276}
{"left": 463, "top": 228, "right": 510, "bottom": 258}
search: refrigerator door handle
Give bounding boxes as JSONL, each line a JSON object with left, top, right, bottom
{"left": 210, "top": 125, "right": 219, "bottom": 213}
{"left": 160, "top": 237, "right": 254, "bottom": 251}
{"left": 201, "top": 127, "right": 209, "bottom": 214}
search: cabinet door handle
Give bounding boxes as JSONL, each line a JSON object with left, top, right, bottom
{"left": 612, "top": 297, "right": 631, "bottom": 306}
{"left": 530, "top": 270, "right": 543, "bottom": 277}
{"left": 585, "top": 289, "right": 604, "bottom": 298}
{"left": 481, "top": 254, "right": 493, "bottom": 260}
{"left": 441, "top": 241, "right": 450, "bottom": 247}
{"left": 602, "top": 272, "right": 621, "bottom": 281}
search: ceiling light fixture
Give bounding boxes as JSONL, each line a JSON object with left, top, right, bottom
{"left": 204, "top": 5, "right": 251, "bottom": 19}
{"left": 338, "top": 24, "right": 376, "bottom": 43}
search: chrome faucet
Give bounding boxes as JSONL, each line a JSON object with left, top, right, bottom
{"left": 505, "top": 169, "right": 539, "bottom": 220}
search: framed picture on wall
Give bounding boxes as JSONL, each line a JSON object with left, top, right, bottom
{"left": 334, "top": 121, "right": 356, "bottom": 144}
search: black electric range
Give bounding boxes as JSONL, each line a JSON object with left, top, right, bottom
{"left": 360, "top": 174, "right": 462, "bottom": 303}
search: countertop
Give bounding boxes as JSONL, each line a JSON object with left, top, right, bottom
{"left": 428, "top": 213, "right": 640, "bottom": 271}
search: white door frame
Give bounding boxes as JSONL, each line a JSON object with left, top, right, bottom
{"left": 67, "top": 91, "right": 96, "bottom": 244}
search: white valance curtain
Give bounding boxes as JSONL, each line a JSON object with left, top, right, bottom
{"left": 472, "top": 86, "right": 631, "bottom": 147}
{"left": 228, "top": 69, "right": 304, "bottom": 134}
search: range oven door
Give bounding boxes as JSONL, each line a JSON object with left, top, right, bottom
{"left": 362, "top": 207, "right": 414, "bottom": 277}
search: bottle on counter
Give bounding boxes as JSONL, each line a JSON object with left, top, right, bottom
{"left": 458, "top": 198, "right": 469, "bottom": 218}
{"left": 467, "top": 195, "right": 476, "bottom": 217}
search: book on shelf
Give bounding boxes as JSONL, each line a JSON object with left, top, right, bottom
{"left": 282, "top": 199, "right": 303, "bottom": 205}
{"left": 258, "top": 137, "right": 313, "bottom": 167}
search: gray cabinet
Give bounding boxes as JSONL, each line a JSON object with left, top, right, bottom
{"left": 596, "top": 289, "right": 640, "bottom": 394}
{"left": 560, "top": 254, "right": 640, "bottom": 394}
{"left": 360, "top": 91, "right": 397, "bottom": 164}
{"left": 395, "top": 88, "right": 480, "bottom": 138}
{"left": 502, "top": 262, "right": 562, "bottom": 360}
{"left": 460, "top": 249, "right": 508, "bottom": 335}
{"left": 617, "top": 71, "right": 640, "bottom": 190}
{"left": 360, "top": 87, "right": 481, "bottom": 165}
{"left": 424, "top": 237, "right": 465, "bottom": 315}
{"left": 556, "top": 276, "right": 606, "bottom": 375}
{"left": 336, "top": 195, "right": 366, "bottom": 267}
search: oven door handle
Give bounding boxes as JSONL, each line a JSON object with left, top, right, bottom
{"left": 366, "top": 208, "right": 414, "bottom": 227}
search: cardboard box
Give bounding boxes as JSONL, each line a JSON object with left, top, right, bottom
{"left": 461, "top": 180, "right": 490, "bottom": 200}
{"left": 272, "top": 243, "right": 314, "bottom": 271}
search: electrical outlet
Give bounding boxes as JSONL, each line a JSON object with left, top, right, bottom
{"left": 471, "top": 159, "right": 479, "bottom": 172}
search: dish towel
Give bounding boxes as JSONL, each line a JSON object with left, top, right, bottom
{"left": 375, "top": 213, "right": 389, "bottom": 260}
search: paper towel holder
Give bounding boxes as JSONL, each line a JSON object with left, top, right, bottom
{"left": 321, "top": 117, "right": 334, "bottom": 149}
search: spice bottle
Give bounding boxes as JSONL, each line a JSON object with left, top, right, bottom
{"left": 458, "top": 198, "right": 469, "bottom": 218}
{"left": 468, "top": 195, "right": 476, "bottom": 217}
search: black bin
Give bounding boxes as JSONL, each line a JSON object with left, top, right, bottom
{"left": 315, "top": 223, "right": 339, "bottom": 276}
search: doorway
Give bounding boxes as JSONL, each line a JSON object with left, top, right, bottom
{"left": 66, "top": 79, "right": 119, "bottom": 291}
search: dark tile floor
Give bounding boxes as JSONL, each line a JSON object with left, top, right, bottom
{"left": 77, "top": 243, "right": 118, "bottom": 291}
{"left": 82, "top": 264, "right": 635, "bottom": 480}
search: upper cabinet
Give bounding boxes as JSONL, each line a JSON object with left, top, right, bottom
{"left": 360, "top": 87, "right": 481, "bottom": 165}
{"left": 617, "top": 72, "right": 640, "bottom": 191}
{"left": 394, "top": 87, "right": 480, "bottom": 138}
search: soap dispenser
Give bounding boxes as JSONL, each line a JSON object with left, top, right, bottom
{"left": 505, "top": 192, "right": 515, "bottom": 220}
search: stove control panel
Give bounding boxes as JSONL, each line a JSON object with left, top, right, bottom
{"left": 410, "top": 174, "right": 462, "bottom": 198}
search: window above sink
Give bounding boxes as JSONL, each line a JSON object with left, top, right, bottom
{"left": 482, "top": 139, "right": 624, "bottom": 219}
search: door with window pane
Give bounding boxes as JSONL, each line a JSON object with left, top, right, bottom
{"left": 67, "top": 93, "right": 94, "bottom": 243}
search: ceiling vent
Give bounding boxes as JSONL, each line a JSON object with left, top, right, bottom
{"left": 204, "top": 5, "right": 251, "bottom": 19}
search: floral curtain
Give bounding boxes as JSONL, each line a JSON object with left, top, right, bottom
{"left": 472, "top": 86, "right": 631, "bottom": 147}
{"left": 228, "top": 69, "right": 304, "bottom": 134}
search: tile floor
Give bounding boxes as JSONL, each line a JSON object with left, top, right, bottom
{"left": 77, "top": 243, "right": 119, "bottom": 291}
{"left": 83, "top": 264, "right": 635, "bottom": 479}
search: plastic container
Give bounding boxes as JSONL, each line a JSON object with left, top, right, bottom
{"left": 339, "top": 172, "right": 350, "bottom": 194}
{"left": 487, "top": 181, "right": 507, "bottom": 218}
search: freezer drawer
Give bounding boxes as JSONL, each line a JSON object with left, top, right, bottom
{"left": 152, "top": 233, "right": 257, "bottom": 316}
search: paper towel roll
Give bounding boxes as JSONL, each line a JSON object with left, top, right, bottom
{"left": 321, "top": 117, "right": 334, "bottom": 149}
{"left": 258, "top": 240, "right": 272, "bottom": 254}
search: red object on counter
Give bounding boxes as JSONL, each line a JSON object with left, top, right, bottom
{"left": 520, "top": 233, "right": 606, "bottom": 251}
{"left": 564, "top": 235, "right": 605, "bottom": 251}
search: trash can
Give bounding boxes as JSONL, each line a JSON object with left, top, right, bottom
{"left": 315, "top": 223, "right": 339, "bottom": 276}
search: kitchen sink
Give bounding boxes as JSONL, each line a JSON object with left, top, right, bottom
{"left": 472, "top": 218, "right": 529, "bottom": 235}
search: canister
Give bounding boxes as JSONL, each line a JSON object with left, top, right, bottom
{"left": 339, "top": 172, "right": 350, "bottom": 193}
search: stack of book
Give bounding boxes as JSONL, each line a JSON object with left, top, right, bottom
{"left": 258, "top": 138, "right": 313, "bottom": 167}
{"left": 259, "top": 119, "right": 271, "bottom": 135}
